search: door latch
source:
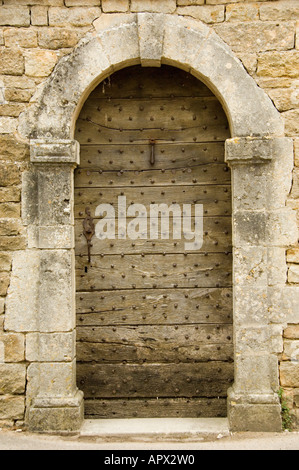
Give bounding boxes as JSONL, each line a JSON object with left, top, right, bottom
{"left": 83, "top": 207, "right": 95, "bottom": 263}
{"left": 150, "top": 139, "right": 156, "bottom": 166}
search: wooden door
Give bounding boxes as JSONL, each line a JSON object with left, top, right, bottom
{"left": 75, "top": 66, "right": 233, "bottom": 418}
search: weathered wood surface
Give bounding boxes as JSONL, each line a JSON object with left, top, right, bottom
{"left": 92, "top": 66, "right": 214, "bottom": 100}
{"left": 76, "top": 287, "right": 232, "bottom": 324}
{"left": 76, "top": 253, "right": 232, "bottom": 291}
{"left": 77, "top": 96, "right": 229, "bottom": 143}
{"left": 77, "top": 362, "right": 234, "bottom": 398}
{"left": 78, "top": 143, "right": 227, "bottom": 170}
{"left": 75, "top": 65, "right": 232, "bottom": 417}
{"left": 75, "top": 216, "right": 232, "bottom": 255}
{"left": 84, "top": 398, "right": 227, "bottom": 418}
{"left": 75, "top": 163, "right": 230, "bottom": 188}
{"left": 74, "top": 185, "right": 231, "bottom": 218}
{"left": 77, "top": 324, "right": 233, "bottom": 363}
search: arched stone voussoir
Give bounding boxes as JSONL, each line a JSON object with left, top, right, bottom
{"left": 18, "top": 12, "right": 284, "bottom": 141}
{"left": 161, "top": 14, "right": 284, "bottom": 137}
{"left": 18, "top": 32, "right": 113, "bottom": 140}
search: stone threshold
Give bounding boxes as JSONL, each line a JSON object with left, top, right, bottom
{"left": 79, "top": 418, "right": 230, "bottom": 442}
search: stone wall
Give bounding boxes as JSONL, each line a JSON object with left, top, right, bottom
{"left": 0, "top": 0, "right": 298, "bottom": 430}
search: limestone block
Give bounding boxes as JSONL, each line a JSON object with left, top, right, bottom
{"left": 0, "top": 47, "right": 24, "bottom": 75}
{"left": 283, "top": 109, "right": 299, "bottom": 137}
{"left": 259, "top": 1, "right": 299, "bottom": 21}
{"left": 48, "top": 7, "right": 101, "bottom": 26}
{"left": 3, "top": 29, "right": 37, "bottom": 48}
{"left": 33, "top": 361, "right": 77, "bottom": 397}
{"left": 0, "top": 272, "right": 10, "bottom": 296}
{"left": 177, "top": 0, "right": 204, "bottom": 5}
{"left": 190, "top": 34, "right": 284, "bottom": 137}
{"left": 234, "top": 354, "right": 279, "bottom": 394}
{"left": 0, "top": 116, "right": 17, "bottom": 134}
{"left": 18, "top": 36, "right": 111, "bottom": 139}
{"left": 0, "top": 364, "right": 26, "bottom": 394}
{"left": 225, "top": 137, "right": 282, "bottom": 164}
{"left": 294, "top": 390, "right": 299, "bottom": 408}
{"left": 0, "top": 396, "right": 25, "bottom": 420}
{"left": 0, "top": 219, "right": 23, "bottom": 237}
{"left": 5, "top": 250, "right": 39, "bottom": 332}
{"left": 4, "top": 88, "right": 34, "bottom": 103}
{"left": 228, "top": 400, "right": 282, "bottom": 432}
{"left": 102, "top": 0, "right": 129, "bottom": 12}
{"left": 280, "top": 362, "right": 299, "bottom": 387}
{"left": 231, "top": 149, "right": 294, "bottom": 211}
{"left": 282, "top": 339, "right": 299, "bottom": 362}
{"left": 138, "top": 13, "right": 164, "bottom": 66}
{"left": 4, "top": 0, "right": 63, "bottom": 4}
{"left": 0, "top": 162, "right": 20, "bottom": 187}
{"left": 0, "top": 103, "right": 26, "bottom": 118}
{"left": 0, "top": 135, "right": 29, "bottom": 161}
{"left": 28, "top": 389, "right": 84, "bottom": 432}
{"left": 226, "top": 3, "right": 259, "bottom": 21}
{"left": 31, "top": 6, "right": 48, "bottom": 26}
{"left": 207, "top": 0, "right": 244, "bottom": 3}
{"left": 0, "top": 235, "right": 26, "bottom": 252}
{"left": 267, "top": 84, "right": 299, "bottom": 112}
{"left": 131, "top": 0, "right": 176, "bottom": 13}
{"left": 233, "top": 209, "right": 298, "bottom": 247}
{"left": 0, "top": 204, "right": 21, "bottom": 220}
{"left": 30, "top": 139, "right": 79, "bottom": 164}
{"left": 296, "top": 21, "right": 299, "bottom": 50}
{"left": 290, "top": 168, "right": 299, "bottom": 199}
{"left": 257, "top": 51, "right": 299, "bottom": 78}
{"left": 26, "top": 331, "right": 75, "bottom": 362}
{"left": 37, "top": 226, "right": 74, "bottom": 249}
{"left": 96, "top": 14, "right": 139, "bottom": 69}
{"left": 35, "top": 166, "right": 74, "bottom": 226}
{"left": 238, "top": 53, "right": 257, "bottom": 75}
{"left": 0, "top": 251, "right": 12, "bottom": 271}
{"left": 0, "top": 333, "right": 24, "bottom": 363}
{"left": 163, "top": 14, "right": 210, "bottom": 70}
{"left": 38, "top": 28, "right": 81, "bottom": 50}
{"left": 287, "top": 248, "right": 299, "bottom": 263}
{"left": 24, "top": 50, "right": 58, "bottom": 77}
{"left": 267, "top": 247, "right": 288, "bottom": 287}
{"left": 234, "top": 246, "right": 267, "bottom": 287}
{"left": 39, "top": 250, "right": 75, "bottom": 332}
{"left": 230, "top": 166, "right": 270, "bottom": 211}
{"left": 295, "top": 139, "right": 299, "bottom": 166}
{"left": 235, "top": 326, "right": 272, "bottom": 355}
{"left": 288, "top": 265, "right": 299, "bottom": 284}
{"left": 176, "top": 5, "right": 225, "bottom": 23}
{"left": 214, "top": 22, "right": 294, "bottom": 53}
{"left": 268, "top": 286, "right": 299, "bottom": 324}
{"left": 65, "top": 0, "right": 100, "bottom": 4}
{"left": 0, "top": 6, "right": 30, "bottom": 27}
{"left": 233, "top": 286, "right": 269, "bottom": 326}
{"left": 2, "top": 74, "right": 35, "bottom": 91}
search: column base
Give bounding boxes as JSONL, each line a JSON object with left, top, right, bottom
{"left": 227, "top": 387, "right": 282, "bottom": 432}
{"left": 27, "top": 390, "right": 84, "bottom": 433}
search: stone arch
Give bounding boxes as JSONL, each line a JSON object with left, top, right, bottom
{"left": 19, "top": 13, "right": 283, "bottom": 141}
{"left": 15, "top": 13, "right": 297, "bottom": 433}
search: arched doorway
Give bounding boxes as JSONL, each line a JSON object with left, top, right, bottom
{"left": 74, "top": 65, "right": 233, "bottom": 418}
{"left": 21, "top": 13, "right": 292, "bottom": 432}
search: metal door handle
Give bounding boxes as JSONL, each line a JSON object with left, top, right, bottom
{"left": 83, "top": 207, "right": 95, "bottom": 263}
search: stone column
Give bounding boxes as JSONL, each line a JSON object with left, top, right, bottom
{"left": 225, "top": 136, "right": 296, "bottom": 432}
{"left": 27, "top": 140, "right": 84, "bottom": 433}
